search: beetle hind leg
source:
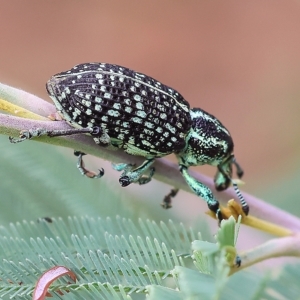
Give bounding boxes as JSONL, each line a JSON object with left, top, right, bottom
{"left": 161, "top": 188, "right": 179, "bottom": 209}
{"left": 113, "top": 159, "right": 155, "bottom": 187}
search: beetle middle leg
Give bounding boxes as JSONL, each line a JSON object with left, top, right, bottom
{"left": 112, "top": 158, "right": 155, "bottom": 187}
{"left": 74, "top": 151, "right": 104, "bottom": 179}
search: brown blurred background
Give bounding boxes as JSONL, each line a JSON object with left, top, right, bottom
{"left": 1, "top": 0, "right": 300, "bottom": 219}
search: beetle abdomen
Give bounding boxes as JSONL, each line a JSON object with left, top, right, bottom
{"left": 46, "top": 63, "right": 192, "bottom": 157}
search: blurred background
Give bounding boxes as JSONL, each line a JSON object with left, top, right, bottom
{"left": 1, "top": 1, "right": 300, "bottom": 257}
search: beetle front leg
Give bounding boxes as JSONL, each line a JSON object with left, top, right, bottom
{"left": 113, "top": 159, "right": 155, "bottom": 187}
{"left": 180, "top": 166, "right": 223, "bottom": 221}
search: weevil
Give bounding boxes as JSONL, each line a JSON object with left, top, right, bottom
{"left": 10, "top": 63, "right": 248, "bottom": 220}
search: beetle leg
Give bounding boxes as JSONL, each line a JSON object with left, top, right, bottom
{"left": 9, "top": 125, "right": 110, "bottom": 145}
{"left": 161, "top": 188, "right": 179, "bottom": 209}
{"left": 74, "top": 151, "right": 104, "bottom": 179}
{"left": 112, "top": 163, "right": 135, "bottom": 172}
{"left": 90, "top": 126, "right": 111, "bottom": 146}
{"left": 217, "top": 157, "right": 249, "bottom": 215}
{"left": 180, "top": 165, "right": 223, "bottom": 221}
{"left": 113, "top": 159, "right": 155, "bottom": 187}
{"left": 232, "top": 157, "right": 244, "bottom": 178}
{"left": 9, "top": 127, "right": 94, "bottom": 143}
{"left": 138, "top": 167, "right": 155, "bottom": 185}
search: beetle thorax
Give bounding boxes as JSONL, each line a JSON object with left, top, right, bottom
{"left": 178, "top": 108, "right": 234, "bottom": 167}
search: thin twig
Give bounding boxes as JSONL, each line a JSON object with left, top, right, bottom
{"left": 230, "top": 234, "right": 300, "bottom": 274}
{"left": 1, "top": 113, "right": 300, "bottom": 233}
{"left": 1, "top": 81, "right": 300, "bottom": 234}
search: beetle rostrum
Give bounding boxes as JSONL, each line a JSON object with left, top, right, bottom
{"left": 11, "top": 63, "right": 248, "bottom": 220}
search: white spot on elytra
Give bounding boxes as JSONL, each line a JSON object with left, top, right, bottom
{"left": 102, "top": 116, "right": 108, "bottom": 122}
{"left": 108, "top": 110, "right": 120, "bottom": 117}
{"left": 142, "top": 140, "right": 152, "bottom": 147}
{"left": 84, "top": 100, "right": 91, "bottom": 107}
{"left": 157, "top": 104, "right": 164, "bottom": 111}
{"left": 113, "top": 103, "right": 121, "bottom": 110}
{"left": 124, "top": 98, "right": 131, "bottom": 105}
{"left": 136, "top": 102, "right": 144, "bottom": 110}
{"left": 120, "top": 129, "right": 129, "bottom": 134}
{"left": 86, "top": 109, "right": 92, "bottom": 115}
{"left": 95, "top": 97, "right": 102, "bottom": 103}
{"left": 136, "top": 110, "right": 146, "bottom": 118}
{"left": 95, "top": 104, "right": 102, "bottom": 111}
{"left": 132, "top": 117, "right": 142, "bottom": 124}
{"left": 145, "top": 122, "right": 154, "bottom": 128}
{"left": 125, "top": 106, "right": 132, "bottom": 113}
{"left": 96, "top": 74, "right": 103, "bottom": 79}
{"left": 134, "top": 94, "right": 141, "bottom": 101}
{"left": 104, "top": 93, "right": 111, "bottom": 99}
{"left": 144, "top": 129, "right": 154, "bottom": 136}
{"left": 156, "top": 127, "right": 163, "bottom": 133}
{"left": 166, "top": 123, "right": 176, "bottom": 134}
{"left": 101, "top": 86, "right": 106, "bottom": 92}
{"left": 74, "top": 108, "right": 81, "bottom": 114}
{"left": 64, "top": 87, "right": 71, "bottom": 94}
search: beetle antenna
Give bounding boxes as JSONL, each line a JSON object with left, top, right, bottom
{"left": 231, "top": 180, "right": 249, "bottom": 215}
{"left": 232, "top": 157, "right": 244, "bottom": 178}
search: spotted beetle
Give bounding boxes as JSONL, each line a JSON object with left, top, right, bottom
{"left": 10, "top": 63, "right": 248, "bottom": 220}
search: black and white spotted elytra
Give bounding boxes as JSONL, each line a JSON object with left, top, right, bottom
{"left": 10, "top": 62, "right": 248, "bottom": 220}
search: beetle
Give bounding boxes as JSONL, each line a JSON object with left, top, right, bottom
{"left": 10, "top": 63, "right": 248, "bottom": 220}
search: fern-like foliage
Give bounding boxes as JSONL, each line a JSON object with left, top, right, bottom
{"left": 0, "top": 216, "right": 197, "bottom": 299}
{"left": 1, "top": 119, "right": 300, "bottom": 299}
{"left": 0, "top": 216, "right": 299, "bottom": 300}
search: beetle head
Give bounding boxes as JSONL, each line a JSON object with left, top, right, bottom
{"left": 178, "top": 108, "right": 242, "bottom": 190}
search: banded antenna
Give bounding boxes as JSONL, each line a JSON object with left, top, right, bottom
{"left": 231, "top": 180, "right": 249, "bottom": 215}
